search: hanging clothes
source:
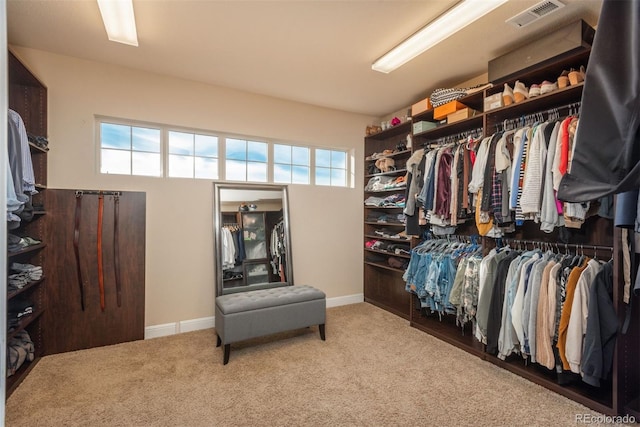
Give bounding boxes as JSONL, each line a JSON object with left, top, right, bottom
{"left": 404, "top": 237, "right": 483, "bottom": 323}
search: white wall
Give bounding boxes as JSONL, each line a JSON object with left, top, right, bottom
{"left": 1, "top": 0, "right": 9, "bottom": 416}
{"left": 10, "top": 46, "right": 373, "bottom": 327}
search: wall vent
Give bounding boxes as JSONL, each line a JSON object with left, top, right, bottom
{"left": 506, "top": 0, "right": 565, "bottom": 28}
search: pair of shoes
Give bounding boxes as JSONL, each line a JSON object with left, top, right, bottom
{"left": 558, "top": 70, "right": 570, "bottom": 88}
{"left": 540, "top": 80, "right": 558, "bottom": 95}
{"left": 503, "top": 83, "right": 515, "bottom": 106}
{"left": 568, "top": 66, "right": 586, "bottom": 86}
{"left": 513, "top": 81, "right": 529, "bottom": 103}
{"left": 528, "top": 81, "right": 557, "bottom": 97}
{"left": 529, "top": 83, "right": 541, "bottom": 98}
{"left": 503, "top": 81, "right": 530, "bottom": 104}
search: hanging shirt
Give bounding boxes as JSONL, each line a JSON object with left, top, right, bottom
{"left": 565, "top": 259, "right": 603, "bottom": 374}
{"left": 520, "top": 123, "right": 548, "bottom": 215}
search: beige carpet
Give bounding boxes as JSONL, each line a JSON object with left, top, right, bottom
{"left": 6, "top": 303, "right": 609, "bottom": 426}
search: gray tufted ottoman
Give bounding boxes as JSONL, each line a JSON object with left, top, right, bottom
{"left": 215, "top": 285, "right": 326, "bottom": 364}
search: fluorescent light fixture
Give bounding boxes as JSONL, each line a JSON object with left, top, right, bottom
{"left": 372, "top": 0, "right": 508, "bottom": 73}
{"left": 97, "top": 0, "right": 139, "bottom": 46}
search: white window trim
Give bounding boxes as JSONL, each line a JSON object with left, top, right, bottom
{"left": 95, "top": 116, "right": 353, "bottom": 187}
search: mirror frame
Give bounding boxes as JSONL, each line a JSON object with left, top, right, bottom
{"left": 213, "top": 183, "right": 294, "bottom": 296}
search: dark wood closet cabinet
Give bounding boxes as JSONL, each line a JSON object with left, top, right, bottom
{"left": 363, "top": 122, "right": 413, "bottom": 319}
{"left": 7, "top": 50, "right": 48, "bottom": 396}
{"left": 7, "top": 50, "right": 146, "bottom": 397}
{"left": 363, "top": 43, "right": 640, "bottom": 417}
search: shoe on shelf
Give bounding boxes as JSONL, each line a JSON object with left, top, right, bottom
{"left": 568, "top": 66, "right": 585, "bottom": 86}
{"left": 513, "top": 80, "right": 529, "bottom": 103}
{"left": 529, "top": 84, "right": 541, "bottom": 98}
{"left": 502, "top": 83, "right": 515, "bottom": 106}
{"left": 540, "top": 80, "right": 558, "bottom": 95}
{"left": 557, "top": 70, "right": 570, "bottom": 88}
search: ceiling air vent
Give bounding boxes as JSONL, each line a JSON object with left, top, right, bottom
{"left": 506, "top": 0, "right": 565, "bottom": 28}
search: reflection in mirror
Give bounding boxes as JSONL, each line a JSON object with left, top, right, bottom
{"left": 213, "top": 183, "right": 293, "bottom": 296}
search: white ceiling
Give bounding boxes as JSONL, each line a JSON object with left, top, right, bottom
{"left": 7, "top": 0, "right": 602, "bottom": 117}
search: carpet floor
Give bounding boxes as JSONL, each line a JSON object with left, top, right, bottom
{"left": 5, "top": 303, "right": 613, "bottom": 426}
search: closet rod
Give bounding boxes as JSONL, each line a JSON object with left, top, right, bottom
{"left": 75, "top": 190, "right": 122, "bottom": 197}
{"left": 423, "top": 127, "right": 483, "bottom": 148}
{"left": 422, "top": 233, "right": 480, "bottom": 244}
{"left": 499, "top": 101, "right": 582, "bottom": 131}
{"left": 500, "top": 238, "right": 612, "bottom": 251}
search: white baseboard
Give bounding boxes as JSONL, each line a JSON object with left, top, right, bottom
{"left": 179, "top": 316, "right": 215, "bottom": 333}
{"left": 144, "top": 322, "right": 179, "bottom": 340}
{"left": 143, "top": 293, "right": 364, "bottom": 339}
{"left": 326, "top": 293, "right": 364, "bottom": 308}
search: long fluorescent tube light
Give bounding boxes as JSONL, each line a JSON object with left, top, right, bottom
{"left": 372, "top": 0, "right": 508, "bottom": 73}
{"left": 97, "top": 0, "right": 139, "bottom": 46}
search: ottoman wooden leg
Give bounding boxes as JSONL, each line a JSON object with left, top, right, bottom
{"left": 223, "top": 344, "right": 231, "bottom": 365}
{"left": 216, "top": 334, "right": 221, "bottom": 348}
{"left": 319, "top": 324, "right": 326, "bottom": 341}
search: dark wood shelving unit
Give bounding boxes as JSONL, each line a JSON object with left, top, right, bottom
{"left": 363, "top": 40, "right": 639, "bottom": 416}
{"left": 7, "top": 49, "right": 48, "bottom": 398}
{"left": 363, "top": 124, "right": 413, "bottom": 319}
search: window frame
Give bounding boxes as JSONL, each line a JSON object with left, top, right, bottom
{"left": 273, "top": 143, "right": 311, "bottom": 185}
{"left": 314, "top": 148, "right": 348, "bottom": 187}
{"left": 97, "top": 118, "right": 163, "bottom": 177}
{"left": 166, "top": 128, "right": 220, "bottom": 180}
{"left": 96, "top": 116, "right": 352, "bottom": 187}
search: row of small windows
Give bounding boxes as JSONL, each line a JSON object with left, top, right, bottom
{"left": 99, "top": 121, "right": 348, "bottom": 186}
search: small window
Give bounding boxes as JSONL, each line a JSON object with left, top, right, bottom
{"left": 225, "top": 138, "right": 268, "bottom": 182}
{"left": 168, "top": 131, "right": 219, "bottom": 179}
{"left": 100, "top": 122, "right": 161, "bottom": 176}
{"left": 273, "top": 144, "right": 310, "bottom": 184}
{"left": 315, "top": 149, "right": 347, "bottom": 187}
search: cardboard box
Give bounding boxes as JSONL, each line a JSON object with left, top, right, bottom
{"left": 412, "top": 121, "right": 438, "bottom": 134}
{"left": 411, "top": 97, "right": 432, "bottom": 116}
{"left": 447, "top": 108, "right": 478, "bottom": 124}
{"left": 433, "top": 100, "right": 467, "bottom": 120}
{"left": 484, "top": 93, "right": 503, "bottom": 112}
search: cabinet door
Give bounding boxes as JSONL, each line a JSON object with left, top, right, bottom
{"left": 241, "top": 212, "right": 267, "bottom": 259}
{"left": 43, "top": 189, "right": 146, "bottom": 355}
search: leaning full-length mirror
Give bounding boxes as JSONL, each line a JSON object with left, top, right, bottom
{"left": 213, "top": 183, "right": 293, "bottom": 296}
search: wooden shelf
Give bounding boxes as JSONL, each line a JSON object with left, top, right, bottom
{"left": 364, "top": 248, "right": 410, "bottom": 259}
{"left": 7, "top": 278, "right": 45, "bottom": 300}
{"left": 364, "top": 187, "right": 407, "bottom": 194}
{"left": 7, "top": 308, "right": 44, "bottom": 341}
{"left": 365, "top": 150, "right": 411, "bottom": 161}
{"left": 364, "top": 234, "right": 411, "bottom": 243}
{"left": 28, "top": 142, "right": 48, "bottom": 154}
{"left": 413, "top": 115, "right": 484, "bottom": 141}
{"left": 365, "top": 121, "right": 412, "bottom": 141}
{"left": 7, "top": 243, "right": 46, "bottom": 258}
{"left": 365, "top": 168, "right": 408, "bottom": 178}
{"left": 6, "top": 357, "right": 41, "bottom": 397}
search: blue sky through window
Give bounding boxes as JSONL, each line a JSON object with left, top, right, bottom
{"left": 100, "top": 119, "right": 346, "bottom": 185}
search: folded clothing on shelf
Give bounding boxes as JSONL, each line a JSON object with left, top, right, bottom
{"left": 8, "top": 297, "right": 34, "bottom": 321}
{"left": 7, "top": 233, "right": 41, "bottom": 253}
{"left": 7, "top": 330, "right": 35, "bottom": 377}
